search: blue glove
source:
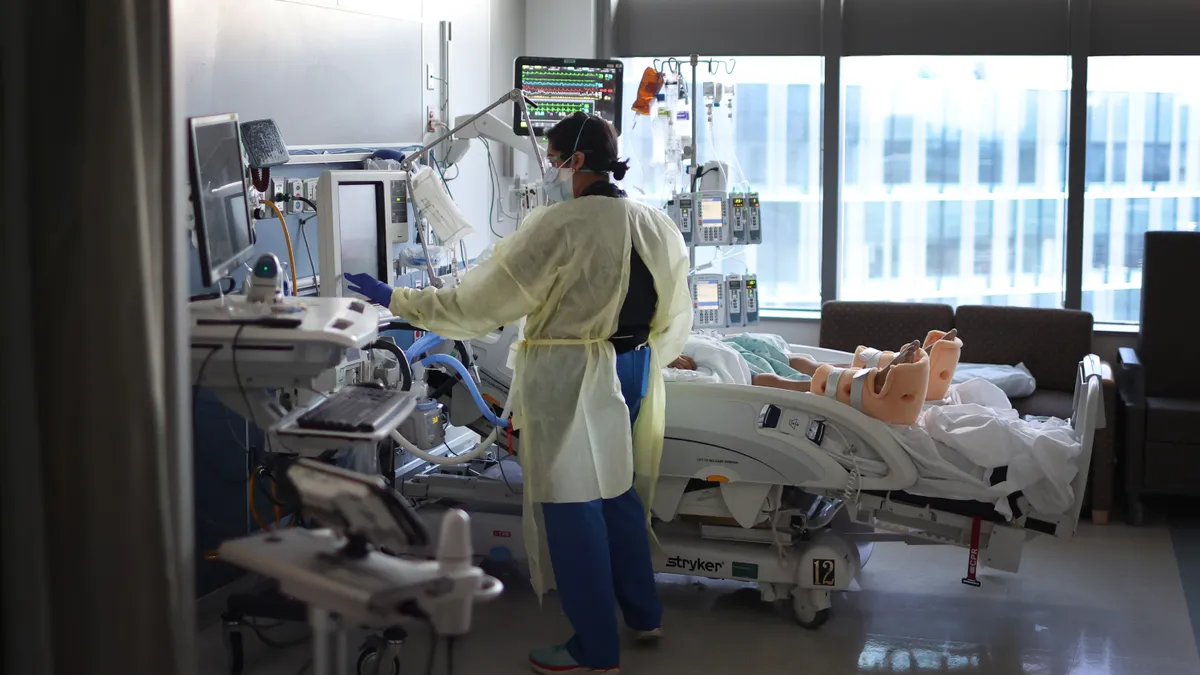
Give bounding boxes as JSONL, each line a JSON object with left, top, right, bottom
{"left": 343, "top": 272, "right": 395, "bottom": 307}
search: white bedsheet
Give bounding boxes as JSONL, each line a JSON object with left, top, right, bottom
{"left": 870, "top": 379, "right": 1079, "bottom": 518}
{"left": 663, "top": 333, "right": 752, "bottom": 385}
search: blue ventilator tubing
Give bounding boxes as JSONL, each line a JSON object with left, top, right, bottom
{"left": 419, "top": 353, "right": 510, "bottom": 429}
{"left": 407, "top": 333, "right": 449, "bottom": 364}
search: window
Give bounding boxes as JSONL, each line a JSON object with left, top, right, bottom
{"left": 1087, "top": 94, "right": 1108, "bottom": 184}
{"left": 1112, "top": 94, "right": 1129, "bottom": 184}
{"left": 1162, "top": 197, "right": 1178, "bottom": 232}
{"left": 618, "top": 57, "right": 823, "bottom": 312}
{"left": 1181, "top": 105, "right": 1190, "bottom": 183}
{"left": 884, "top": 115, "right": 914, "bottom": 185}
{"left": 1022, "top": 199, "right": 1057, "bottom": 279}
{"left": 974, "top": 201, "right": 993, "bottom": 276}
{"left": 978, "top": 91, "right": 1003, "bottom": 188}
{"left": 845, "top": 86, "right": 862, "bottom": 186}
{"left": 1084, "top": 56, "right": 1200, "bottom": 323}
{"left": 1143, "top": 93, "right": 1174, "bottom": 184}
{"left": 926, "top": 201, "right": 962, "bottom": 280}
{"left": 1019, "top": 91, "right": 1039, "bottom": 185}
{"left": 786, "top": 85, "right": 811, "bottom": 191}
{"left": 841, "top": 56, "right": 1068, "bottom": 306}
{"left": 890, "top": 201, "right": 903, "bottom": 278}
{"left": 1092, "top": 199, "right": 1112, "bottom": 270}
{"left": 1125, "top": 198, "right": 1149, "bottom": 272}
{"left": 866, "top": 202, "right": 885, "bottom": 279}
{"left": 736, "top": 84, "right": 769, "bottom": 186}
{"left": 925, "top": 95, "right": 961, "bottom": 186}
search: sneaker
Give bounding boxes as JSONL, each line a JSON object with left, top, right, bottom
{"left": 632, "top": 627, "right": 663, "bottom": 644}
{"left": 528, "top": 645, "right": 620, "bottom": 674}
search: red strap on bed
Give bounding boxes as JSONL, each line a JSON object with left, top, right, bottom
{"left": 962, "top": 516, "right": 983, "bottom": 587}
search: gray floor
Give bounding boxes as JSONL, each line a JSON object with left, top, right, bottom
{"left": 197, "top": 521, "right": 1200, "bottom": 675}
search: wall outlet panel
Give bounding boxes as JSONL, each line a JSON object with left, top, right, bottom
{"left": 271, "top": 177, "right": 287, "bottom": 210}
{"left": 303, "top": 178, "right": 318, "bottom": 212}
{"left": 288, "top": 179, "right": 304, "bottom": 214}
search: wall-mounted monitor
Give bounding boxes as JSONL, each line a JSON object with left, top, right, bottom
{"left": 513, "top": 56, "right": 623, "bottom": 136}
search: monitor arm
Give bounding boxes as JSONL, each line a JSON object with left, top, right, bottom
{"left": 441, "top": 111, "right": 544, "bottom": 168}
{"left": 402, "top": 88, "right": 545, "bottom": 178}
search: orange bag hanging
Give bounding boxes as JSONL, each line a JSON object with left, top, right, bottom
{"left": 631, "top": 67, "right": 665, "bottom": 116}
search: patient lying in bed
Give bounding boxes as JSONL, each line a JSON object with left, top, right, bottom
{"left": 667, "top": 333, "right": 815, "bottom": 392}
{"left": 664, "top": 332, "right": 1081, "bottom": 518}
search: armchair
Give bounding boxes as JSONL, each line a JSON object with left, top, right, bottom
{"left": 1117, "top": 231, "right": 1200, "bottom": 525}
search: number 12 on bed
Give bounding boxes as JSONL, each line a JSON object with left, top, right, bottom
{"left": 812, "top": 558, "right": 836, "bottom": 586}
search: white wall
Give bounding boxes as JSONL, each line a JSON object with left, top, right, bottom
{"left": 525, "top": 0, "right": 596, "bottom": 57}
{"left": 176, "top": 0, "right": 526, "bottom": 256}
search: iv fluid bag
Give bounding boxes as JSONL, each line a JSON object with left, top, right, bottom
{"left": 410, "top": 165, "right": 475, "bottom": 246}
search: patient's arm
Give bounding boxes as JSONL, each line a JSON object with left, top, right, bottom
{"left": 668, "top": 354, "right": 697, "bottom": 370}
{"left": 752, "top": 373, "right": 812, "bottom": 393}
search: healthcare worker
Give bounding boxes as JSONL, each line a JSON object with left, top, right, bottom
{"left": 344, "top": 112, "right": 692, "bottom": 674}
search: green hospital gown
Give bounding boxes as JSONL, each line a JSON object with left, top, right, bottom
{"left": 721, "top": 334, "right": 811, "bottom": 382}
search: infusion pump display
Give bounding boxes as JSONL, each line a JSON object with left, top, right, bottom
{"left": 690, "top": 273, "right": 759, "bottom": 330}
{"left": 669, "top": 191, "right": 760, "bottom": 247}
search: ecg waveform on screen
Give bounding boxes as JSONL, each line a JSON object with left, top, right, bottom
{"left": 519, "top": 64, "right": 618, "bottom": 129}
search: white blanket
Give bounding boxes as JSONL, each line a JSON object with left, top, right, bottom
{"left": 887, "top": 379, "right": 1080, "bottom": 518}
{"left": 662, "top": 333, "right": 751, "bottom": 385}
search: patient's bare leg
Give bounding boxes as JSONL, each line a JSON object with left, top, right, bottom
{"left": 788, "top": 355, "right": 822, "bottom": 376}
{"left": 752, "top": 373, "right": 812, "bottom": 393}
{"left": 873, "top": 340, "right": 921, "bottom": 394}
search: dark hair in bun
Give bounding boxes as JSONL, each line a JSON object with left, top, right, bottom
{"left": 608, "top": 159, "right": 630, "bottom": 181}
{"left": 545, "top": 112, "right": 629, "bottom": 180}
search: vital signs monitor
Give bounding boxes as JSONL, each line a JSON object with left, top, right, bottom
{"left": 514, "top": 56, "right": 623, "bottom": 136}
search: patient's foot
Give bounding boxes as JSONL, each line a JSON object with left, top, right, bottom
{"left": 874, "top": 341, "right": 921, "bottom": 394}
{"left": 923, "top": 328, "right": 958, "bottom": 348}
{"left": 669, "top": 355, "right": 697, "bottom": 370}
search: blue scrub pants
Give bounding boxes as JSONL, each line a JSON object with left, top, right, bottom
{"left": 541, "top": 347, "right": 663, "bottom": 669}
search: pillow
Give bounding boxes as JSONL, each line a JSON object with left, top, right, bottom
{"left": 952, "top": 362, "right": 1038, "bottom": 398}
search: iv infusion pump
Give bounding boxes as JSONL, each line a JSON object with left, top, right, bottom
{"left": 691, "top": 273, "right": 760, "bottom": 329}
{"left": 670, "top": 191, "right": 760, "bottom": 247}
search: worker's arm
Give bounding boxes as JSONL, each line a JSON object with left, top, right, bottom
{"left": 388, "top": 209, "right": 563, "bottom": 340}
{"left": 646, "top": 222, "right": 693, "bottom": 364}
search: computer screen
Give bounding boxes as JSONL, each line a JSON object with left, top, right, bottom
{"left": 189, "top": 113, "right": 254, "bottom": 287}
{"left": 513, "top": 56, "right": 623, "bottom": 136}
{"left": 695, "top": 279, "right": 721, "bottom": 308}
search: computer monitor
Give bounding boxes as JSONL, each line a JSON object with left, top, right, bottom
{"left": 512, "top": 56, "right": 623, "bottom": 136}
{"left": 316, "top": 170, "right": 410, "bottom": 298}
{"left": 189, "top": 113, "right": 255, "bottom": 287}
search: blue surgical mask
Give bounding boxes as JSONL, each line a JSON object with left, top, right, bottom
{"left": 542, "top": 165, "right": 575, "bottom": 204}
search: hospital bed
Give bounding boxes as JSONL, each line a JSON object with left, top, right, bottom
{"left": 402, "top": 326, "right": 1106, "bottom": 629}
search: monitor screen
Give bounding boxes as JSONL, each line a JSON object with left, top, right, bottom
{"left": 699, "top": 196, "right": 724, "bottom": 228}
{"left": 336, "top": 182, "right": 388, "bottom": 291}
{"left": 189, "top": 114, "right": 254, "bottom": 287}
{"left": 513, "top": 56, "right": 623, "bottom": 136}
{"left": 695, "top": 279, "right": 721, "bottom": 308}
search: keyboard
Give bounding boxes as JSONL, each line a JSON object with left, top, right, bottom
{"left": 296, "top": 386, "right": 410, "bottom": 433}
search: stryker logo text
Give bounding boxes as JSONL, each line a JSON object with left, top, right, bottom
{"left": 665, "top": 556, "right": 725, "bottom": 573}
